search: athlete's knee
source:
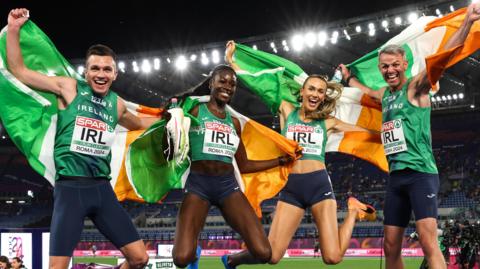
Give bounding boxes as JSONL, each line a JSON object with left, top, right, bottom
{"left": 419, "top": 237, "right": 440, "bottom": 257}
{"left": 384, "top": 239, "right": 402, "bottom": 258}
{"left": 251, "top": 244, "right": 272, "bottom": 264}
{"left": 269, "top": 252, "right": 283, "bottom": 265}
{"left": 173, "top": 250, "right": 196, "bottom": 268}
{"left": 321, "top": 253, "right": 343, "bottom": 265}
{"left": 127, "top": 253, "right": 149, "bottom": 269}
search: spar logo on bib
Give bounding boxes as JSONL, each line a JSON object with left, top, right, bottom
{"left": 202, "top": 121, "right": 239, "bottom": 158}
{"left": 286, "top": 124, "right": 323, "bottom": 155}
{"left": 70, "top": 116, "right": 115, "bottom": 157}
{"left": 381, "top": 119, "right": 408, "bottom": 155}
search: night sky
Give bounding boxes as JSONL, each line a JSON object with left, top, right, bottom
{"left": 1, "top": 0, "right": 425, "bottom": 59}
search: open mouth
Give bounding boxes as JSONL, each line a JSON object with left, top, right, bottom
{"left": 94, "top": 79, "right": 108, "bottom": 86}
{"left": 307, "top": 98, "right": 319, "bottom": 108}
{"left": 385, "top": 73, "right": 399, "bottom": 84}
{"left": 218, "top": 89, "right": 232, "bottom": 99}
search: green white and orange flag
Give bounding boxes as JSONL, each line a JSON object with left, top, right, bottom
{"left": 0, "top": 21, "right": 301, "bottom": 216}
{"left": 232, "top": 43, "right": 388, "bottom": 172}
{"left": 233, "top": 7, "right": 480, "bottom": 173}
{"left": 0, "top": 21, "right": 165, "bottom": 203}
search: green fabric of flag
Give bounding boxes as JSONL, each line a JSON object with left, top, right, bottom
{"left": 233, "top": 43, "right": 307, "bottom": 113}
{"left": 0, "top": 21, "right": 81, "bottom": 183}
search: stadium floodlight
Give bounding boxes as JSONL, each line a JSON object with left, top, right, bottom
{"left": 453, "top": 94, "right": 458, "bottom": 100}
{"left": 283, "top": 46, "right": 290, "bottom": 51}
{"left": 408, "top": 12, "right": 418, "bottom": 23}
{"left": 431, "top": 97, "right": 436, "bottom": 103}
{"left": 291, "top": 34, "right": 304, "bottom": 52}
{"left": 118, "top": 61, "right": 126, "bottom": 72}
{"left": 211, "top": 50, "right": 220, "bottom": 64}
{"left": 273, "top": 47, "right": 278, "bottom": 53}
{"left": 441, "top": 96, "right": 447, "bottom": 101}
{"left": 201, "top": 53, "right": 209, "bottom": 66}
{"left": 77, "top": 65, "right": 84, "bottom": 74}
{"left": 343, "top": 29, "right": 351, "bottom": 40}
{"left": 368, "top": 23, "right": 376, "bottom": 36}
{"left": 394, "top": 17, "right": 402, "bottom": 25}
{"left": 435, "top": 9, "right": 443, "bottom": 17}
{"left": 252, "top": 45, "right": 258, "bottom": 50}
{"left": 449, "top": 5, "right": 455, "bottom": 12}
{"left": 270, "top": 42, "right": 276, "bottom": 48}
{"left": 132, "top": 61, "right": 139, "bottom": 73}
{"left": 190, "top": 54, "right": 197, "bottom": 61}
{"left": 305, "top": 32, "right": 316, "bottom": 48}
{"left": 459, "top": 93, "right": 464, "bottom": 99}
{"left": 381, "top": 20, "right": 389, "bottom": 28}
{"left": 1, "top": 135, "right": 5, "bottom": 139}
{"left": 436, "top": 96, "right": 442, "bottom": 102}
{"left": 355, "top": 25, "right": 362, "bottom": 33}
{"left": 166, "top": 58, "right": 171, "bottom": 64}
{"left": 153, "top": 58, "right": 160, "bottom": 70}
{"left": 282, "top": 40, "right": 287, "bottom": 46}
{"left": 471, "top": 104, "right": 475, "bottom": 109}
{"left": 447, "top": 95, "right": 452, "bottom": 100}
{"left": 331, "top": 31, "right": 339, "bottom": 44}
{"left": 318, "top": 31, "right": 327, "bottom": 46}
{"left": 175, "top": 55, "right": 188, "bottom": 71}
{"left": 141, "top": 59, "right": 151, "bottom": 73}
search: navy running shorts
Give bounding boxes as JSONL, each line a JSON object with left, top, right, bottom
{"left": 279, "top": 169, "right": 335, "bottom": 209}
{"left": 383, "top": 168, "right": 440, "bottom": 227}
{"left": 50, "top": 176, "right": 140, "bottom": 256}
{"left": 184, "top": 171, "right": 241, "bottom": 206}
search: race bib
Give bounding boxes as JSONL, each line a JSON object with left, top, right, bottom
{"left": 70, "top": 116, "right": 115, "bottom": 157}
{"left": 286, "top": 124, "right": 323, "bottom": 155}
{"left": 202, "top": 121, "right": 239, "bottom": 158}
{"left": 381, "top": 119, "right": 408, "bottom": 155}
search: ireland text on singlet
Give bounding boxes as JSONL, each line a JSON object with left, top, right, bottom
{"left": 54, "top": 80, "right": 118, "bottom": 179}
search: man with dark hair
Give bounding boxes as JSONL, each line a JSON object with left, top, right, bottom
{"left": 10, "top": 257, "right": 26, "bottom": 269}
{"left": 7, "top": 8, "right": 159, "bottom": 269}
{"left": 339, "top": 4, "right": 480, "bottom": 268}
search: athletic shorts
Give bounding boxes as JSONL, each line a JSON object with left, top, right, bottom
{"left": 50, "top": 176, "right": 140, "bottom": 256}
{"left": 184, "top": 171, "right": 240, "bottom": 206}
{"left": 278, "top": 170, "right": 335, "bottom": 209}
{"left": 383, "top": 168, "right": 440, "bottom": 227}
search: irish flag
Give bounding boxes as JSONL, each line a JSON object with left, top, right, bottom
{"left": 0, "top": 21, "right": 301, "bottom": 216}
{"left": 232, "top": 6, "right": 479, "bottom": 172}
{"left": 0, "top": 21, "right": 166, "bottom": 203}
{"left": 232, "top": 43, "right": 387, "bottom": 172}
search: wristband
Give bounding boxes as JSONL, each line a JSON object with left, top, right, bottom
{"left": 346, "top": 74, "right": 357, "bottom": 86}
{"left": 278, "top": 156, "right": 287, "bottom": 166}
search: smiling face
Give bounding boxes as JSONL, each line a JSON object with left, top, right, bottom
{"left": 378, "top": 52, "right": 408, "bottom": 90}
{"left": 209, "top": 69, "right": 237, "bottom": 104}
{"left": 84, "top": 55, "right": 117, "bottom": 96}
{"left": 300, "top": 77, "right": 327, "bottom": 112}
{"left": 10, "top": 258, "right": 21, "bottom": 269}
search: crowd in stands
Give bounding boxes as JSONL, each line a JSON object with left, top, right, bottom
{"left": 0, "top": 256, "right": 26, "bottom": 269}
{"left": 1, "top": 130, "right": 479, "bottom": 251}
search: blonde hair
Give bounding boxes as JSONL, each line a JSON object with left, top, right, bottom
{"left": 295, "top": 75, "right": 343, "bottom": 119}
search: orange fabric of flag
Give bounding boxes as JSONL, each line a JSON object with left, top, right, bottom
{"left": 240, "top": 120, "right": 302, "bottom": 217}
{"left": 425, "top": 7, "right": 480, "bottom": 87}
